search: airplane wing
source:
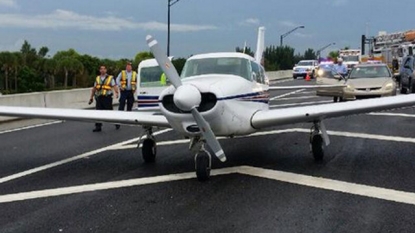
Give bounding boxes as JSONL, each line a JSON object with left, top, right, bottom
{"left": 251, "top": 95, "right": 415, "bottom": 129}
{"left": 0, "top": 106, "right": 170, "bottom": 128}
{"left": 268, "top": 84, "right": 346, "bottom": 91}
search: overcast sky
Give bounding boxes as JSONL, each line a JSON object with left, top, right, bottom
{"left": 0, "top": 0, "right": 413, "bottom": 59}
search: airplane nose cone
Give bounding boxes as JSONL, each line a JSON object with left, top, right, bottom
{"left": 173, "top": 85, "right": 201, "bottom": 111}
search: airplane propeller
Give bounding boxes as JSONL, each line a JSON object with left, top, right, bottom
{"left": 146, "top": 35, "right": 226, "bottom": 162}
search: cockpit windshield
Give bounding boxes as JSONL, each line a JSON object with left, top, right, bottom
{"left": 181, "top": 57, "right": 251, "bottom": 80}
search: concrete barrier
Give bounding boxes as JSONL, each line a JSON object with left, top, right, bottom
{"left": 266, "top": 70, "right": 293, "bottom": 80}
{"left": 0, "top": 70, "right": 292, "bottom": 122}
{"left": 44, "top": 88, "right": 91, "bottom": 109}
{"left": 0, "top": 92, "right": 46, "bottom": 121}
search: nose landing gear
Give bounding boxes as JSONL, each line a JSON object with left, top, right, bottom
{"left": 190, "top": 137, "right": 212, "bottom": 181}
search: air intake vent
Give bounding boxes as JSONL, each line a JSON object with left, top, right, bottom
{"left": 162, "top": 93, "right": 217, "bottom": 114}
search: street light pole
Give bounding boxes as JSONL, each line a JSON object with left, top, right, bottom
{"left": 316, "top": 42, "right": 336, "bottom": 59}
{"left": 280, "top": 25, "right": 305, "bottom": 47}
{"left": 167, "top": 0, "right": 181, "bottom": 56}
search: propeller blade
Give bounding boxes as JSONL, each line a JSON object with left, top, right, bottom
{"left": 191, "top": 108, "right": 226, "bottom": 162}
{"left": 146, "top": 35, "right": 182, "bottom": 88}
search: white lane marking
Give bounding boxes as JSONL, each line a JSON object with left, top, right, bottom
{"left": 270, "top": 100, "right": 332, "bottom": 108}
{"left": 271, "top": 95, "right": 322, "bottom": 101}
{"left": 270, "top": 89, "right": 305, "bottom": 100}
{"left": 238, "top": 166, "right": 415, "bottom": 206}
{"left": 368, "top": 112, "right": 415, "bottom": 118}
{"left": 0, "top": 128, "right": 172, "bottom": 184}
{"left": 2, "top": 165, "right": 415, "bottom": 206}
{"left": 0, "top": 167, "right": 240, "bottom": 204}
{"left": 111, "top": 127, "right": 415, "bottom": 151}
{"left": 111, "top": 129, "right": 299, "bottom": 150}
{"left": 270, "top": 79, "right": 291, "bottom": 84}
{"left": 0, "top": 121, "right": 63, "bottom": 135}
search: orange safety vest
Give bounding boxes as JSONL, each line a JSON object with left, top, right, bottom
{"left": 120, "top": 70, "right": 137, "bottom": 91}
{"left": 95, "top": 75, "right": 113, "bottom": 96}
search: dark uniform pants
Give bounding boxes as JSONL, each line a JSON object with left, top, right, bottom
{"left": 95, "top": 95, "right": 113, "bottom": 128}
{"left": 119, "top": 90, "right": 134, "bottom": 111}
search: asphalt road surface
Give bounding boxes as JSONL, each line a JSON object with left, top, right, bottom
{"left": 1, "top": 78, "right": 415, "bottom": 233}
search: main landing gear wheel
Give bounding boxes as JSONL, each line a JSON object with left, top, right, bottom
{"left": 311, "top": 134, "right": 324, "bottom": 162}
{"left": 195, "top": 151, "right": 211, "bottom": 182}
{"left": 142, "top": 138, "right": 156, "bottom": 163}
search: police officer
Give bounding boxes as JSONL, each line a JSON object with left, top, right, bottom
{"left": 89, "top": 65, "right": 119, "bottom": 132}
{"left": 335, "top": 58, "right": 348, "bottom": 77}
{"left": 115, "top": 61, "right": 137, "bottom": 129}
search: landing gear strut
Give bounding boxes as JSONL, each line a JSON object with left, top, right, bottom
{"left": 310, "top": 121, "right": 330, "bottom": 162}
{"left": 190, "top": 137, "right": 212, "bottom": 181}
{"left": 139, "top": 127, "right": 156, "bottom": 163}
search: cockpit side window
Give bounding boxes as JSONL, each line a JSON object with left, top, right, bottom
{"left": 251, "top": 62, "right": 262, "bottom": 83}
{"left": 259, "top": 65, "right": 266, "bottom": 84}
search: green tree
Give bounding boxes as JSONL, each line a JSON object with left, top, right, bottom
{"left": 328, "top": 50, "right": 339, "bottom": 59}
{"left": 38, "top": 46, "right": 49, "bottom": 58}
{"left": 43, "top": 58, "right": 58, "bottom": 89}
{"left": 172, "top": 58, "right": 187, "bottom": 75}
{"left": 17, "top": 66, "right": 45, "bottom": 93}
{"left": 0, "top": 52, "right": 17, "bottom": 92}
{"left": 264, "top": 45, "right": 296, "bottom": 71}
{"left": 304, "top": 48, "right": 317, "bottom": 60}
{"left": 134, "top": 51, "right": 153, "bottom": 67}
{"left": 20, "top": 40, "right": 37, "bottom": 66}
{"left": 235, "top": 46, "right": 255, "bottom": 57}
{"left": 77, "top": 54, "right": 101, "bottom": 85}
{"left": 58, "top": 57, "right": 84, "bottom": 88}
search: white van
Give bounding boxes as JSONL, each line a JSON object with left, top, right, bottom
{"left": 136, "top": 58, "right": 172, "bottom": 110}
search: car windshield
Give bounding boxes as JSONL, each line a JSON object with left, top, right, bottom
{"left": 318, "top": 64, "right": 337, "bottom": 78}
{"left": 297, "top": 61, "right": 313, "bottom": 66}
{"left": 318, "top": 64, "right": 334, "bottom": 70}
{"left": 140, "top": 66, "right": 165, "bottom": 87}
{"left": 349, "top": 66, "right": 391, "bottom": 79}
{"left": 181, "top": 57, "right": 251, "bottom": 80}
{"left": 341, "top": 56, "right": 359, "bottom": 62}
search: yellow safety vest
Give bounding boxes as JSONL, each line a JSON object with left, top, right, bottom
{"left": 120, "top": 70, "right": 137, "bottom": 91}
{"left": 160, "top": 73, "right": 167, "bottom": 85}
{"left": 95, "top": 75, "right": 113, "bottom": 96}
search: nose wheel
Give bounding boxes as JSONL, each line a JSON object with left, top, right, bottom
{"left": 190, "top": 138, "right": 212, "bottom": 181}
{"left": 195, "top": 150, "right": 211, "bottom": 181}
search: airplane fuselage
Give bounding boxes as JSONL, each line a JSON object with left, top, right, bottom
{"left": 159, "top": 74, "right": 269, "bottom": 137}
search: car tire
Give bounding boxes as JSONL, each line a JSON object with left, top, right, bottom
{"left": 293, "top": 76, "right": 297, "bottom": 80}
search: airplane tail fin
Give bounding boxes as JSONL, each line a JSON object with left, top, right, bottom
{"left": 255, "top": 26, "right": 266, "bottom": 64}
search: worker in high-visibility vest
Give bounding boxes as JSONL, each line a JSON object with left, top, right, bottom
{"left": 115, "top": 61, "right": 137, "bottom": 129}
{"left": 160, "top": 72, "right": 167, "bottom": 85}
{"left": 88, "top": 65, "right": 119, "bottom": 132}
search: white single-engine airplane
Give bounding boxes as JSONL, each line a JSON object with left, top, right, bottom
{"left": 0, "top": 27, "right": 415, "bottom": 181}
